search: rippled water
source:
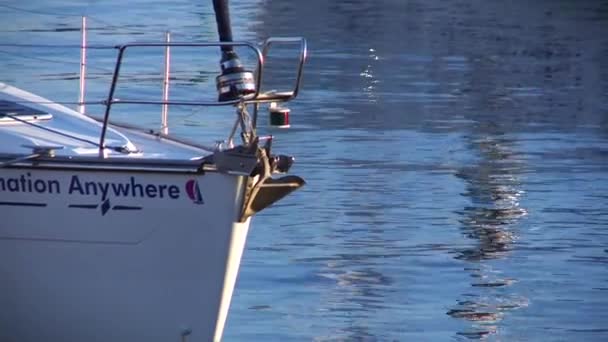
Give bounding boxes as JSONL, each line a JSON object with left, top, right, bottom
{"left": 2, "top": 0, "right": 608, "bottom": 341}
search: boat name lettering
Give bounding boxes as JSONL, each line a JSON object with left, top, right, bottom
{"left": 68, "top": 176, "right": 180, "bottom": 199}
{"left": 0, "top": 173, "right": 60, "bottom": 194}
{"left": 0, "top": 173, "right": 181, "bottom": 199}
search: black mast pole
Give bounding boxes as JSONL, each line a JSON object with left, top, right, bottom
{"left": 212, "top": 0, "right": 234, "bottom": 54}
{"left": 212, "top": 0, "right": 255, "bottom": 101}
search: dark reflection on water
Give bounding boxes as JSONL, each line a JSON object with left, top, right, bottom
{"left": 449, "top": 129, "right": 528, "bottom": 338}
{"left": 455, "top": 132, "right": 526, "bottom": 262}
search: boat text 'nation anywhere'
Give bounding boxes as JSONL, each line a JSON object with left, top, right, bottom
{"left": 0, "top": 173, "right": 187, "bottom": 200}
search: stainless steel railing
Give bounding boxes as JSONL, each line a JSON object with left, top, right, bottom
{"left": 74, "top": 16, "right": 307, "bottom": 156}
{"left": 95, "top": 39, "right": 307, "bottom": 156}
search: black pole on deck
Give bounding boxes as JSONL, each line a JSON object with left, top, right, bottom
{"left": 212, "top": 0, "right": 256, "bottom": 101}
{"left": 212, "top": 0, "right": 234, "bottom": 54}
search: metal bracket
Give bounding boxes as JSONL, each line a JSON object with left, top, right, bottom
{"left": 213, "top": 147, "right": 259, "bottom": 175}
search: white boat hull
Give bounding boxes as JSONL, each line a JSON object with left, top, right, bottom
{"left": 0, "top": 168, "right": 251, "bottom": 342}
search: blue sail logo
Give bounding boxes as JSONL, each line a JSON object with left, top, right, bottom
{"left": 185, "top": 179, "right": 204, "bottom": 204}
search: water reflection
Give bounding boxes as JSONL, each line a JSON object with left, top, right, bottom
{"left": 450, "top": 130, "right": 528, "bottom": 338}
{"left": 308, "top": 201, "right": 398, "bottom": 340}
{"left": 360, "top": 48, "right": 380, "bottom": 104}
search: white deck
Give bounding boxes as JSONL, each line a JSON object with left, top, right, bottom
{"left": 0, "top": 82, "right": 209, "bottom": 160}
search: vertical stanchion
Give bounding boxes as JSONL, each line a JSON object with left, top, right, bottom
{"left": 161, "top": 31, "right": 171, "bottom": 135}
{"left": 78, "top": 16, "right": 87, "bottom": 114}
